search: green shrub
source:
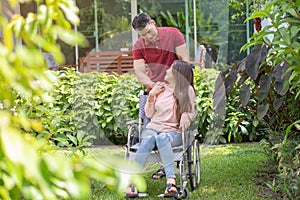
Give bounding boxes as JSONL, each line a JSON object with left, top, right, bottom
{"left": 217, "top": 0, "right": 300, "bottom": 198}
{"left": 17, "top": 67, "right": 267, "bottom": 146}
{"left": 17, "top": 69, "right": 142, "bottom": 147}
{"left": 194, "top": 67, "right": 217, "bottom": 138}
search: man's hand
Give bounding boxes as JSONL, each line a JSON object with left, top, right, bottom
{"left": 134, "top": 59, "right": 155, "bottom": 88}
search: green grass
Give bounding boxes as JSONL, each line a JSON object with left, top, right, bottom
{"left": 89, "top": 143, "right": 272, "bottom": 200}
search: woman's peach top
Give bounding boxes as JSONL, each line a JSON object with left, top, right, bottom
{"left": 144, "top": 85, "right": 195, "bottom": 132}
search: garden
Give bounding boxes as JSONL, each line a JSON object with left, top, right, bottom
{"left": 0, "top": 0, "right": 299, "bottom": 199}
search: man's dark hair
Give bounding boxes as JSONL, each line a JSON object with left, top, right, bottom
{"left": 132, "top": 12, "right": 151, "bottom": 30}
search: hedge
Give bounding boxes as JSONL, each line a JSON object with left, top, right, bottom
{"left": 16, "top": 68, "right": 267, "bottom": 147}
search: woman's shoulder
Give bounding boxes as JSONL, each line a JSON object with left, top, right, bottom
{"left": 188, "top": 85, "right": 194, "bottom": 91}
{"left": 188, "top": 86, "right": 195, "bottom": 96}
{"left": 164, "top": 84, "right": 173, "bottom": 92}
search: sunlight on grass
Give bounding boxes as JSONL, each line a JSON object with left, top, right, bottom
{"left": 201, "top": 186, "right": 218, "bottom": 195}
{"left": 201, "top": 144, "right": 240, "bottom": 157}
{"left": 89, "top": 143, "right": 271, "bottom": 200}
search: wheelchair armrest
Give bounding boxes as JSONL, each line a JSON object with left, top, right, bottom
{"left": 126, "top": 120, "right": 137, "bottom": 126}
{"left": 182, "top": 129, "right": 196, "bottom": 151}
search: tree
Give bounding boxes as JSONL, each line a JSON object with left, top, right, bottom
{"left": 0, "top": 0, "right": 144, "bottom": 199}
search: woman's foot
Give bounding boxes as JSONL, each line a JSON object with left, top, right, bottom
{"left": 125, "top": 184, "right": 148, "bottom": 198}
{"left": 156, "top": 179, "right": 178, "bottom": 198}
{"left": 125, "top": 184, "right": 138, "bottom": 197}
{"left": 164, "top": 178, "right": 178, "bottom": 195}
{"left": 152, "top": 167, "right": 165, "bottom": 179}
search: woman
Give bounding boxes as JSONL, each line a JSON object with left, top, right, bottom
{"left": 126, "top": 60, "right": 195, "bottom": 198}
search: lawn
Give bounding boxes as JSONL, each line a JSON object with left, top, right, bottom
{"left": 89, "top": 143, "right": 273, "bottom": 200}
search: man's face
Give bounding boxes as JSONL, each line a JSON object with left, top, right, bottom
{"left": 136, "top": 20, "right": 158, "bottom": 43}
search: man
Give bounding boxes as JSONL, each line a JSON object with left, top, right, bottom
{"left": 131, "top": 12, "right": 189, "bottom": 179}
{"left": 132, "top": 12, "right": 189, "bottom": 92}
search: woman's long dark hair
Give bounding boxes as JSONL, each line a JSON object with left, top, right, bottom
{"left": 171, "top": 60, "right": 195, "bottom": 121}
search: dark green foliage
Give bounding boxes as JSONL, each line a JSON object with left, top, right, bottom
{"left": 216, "top": 0, "right": 300, "bottom": 199}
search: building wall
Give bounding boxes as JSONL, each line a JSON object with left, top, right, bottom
{"left": 13, "top": 0, "right": 250, "bottom": 68}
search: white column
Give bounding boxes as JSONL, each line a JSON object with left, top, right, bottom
{"left": 131, "top": 0, "right": 138, "bottom": 45}
{"left": 94, "top": 0, "right": 99, "bottom": 52}
{"left": 193, "top": 0, "right": 197, "bottom": 59}
{"left": 246, "top": 0, "right": 250, "bottom": 55}
{"left": 185, "top": 0, "right": 190, "bottom": 56}
{"left": 75, "top": 25, "right": 79, "bottom": 70}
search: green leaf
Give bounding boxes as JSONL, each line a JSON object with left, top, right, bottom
{"left": 2, "top": 20, "right": 14, "bottom": 51}
{"left": 257, "top": 74, "right": 271, "bottom": 101}
{"left": 32, "top": 35, "right": 65, "bottom": 64}
{"left": 106, "top": 116, "right": 114, "bottom": 123}
{"left": 273, "top": 98, "right": 283, "bottom": 111}
{"left": 279, "top": 27, "right": 290, "bottom": 45}
{"left": 0, "top": 53, "right": 17, "bottom": 81}
{"left": 101, "top": 122, "right": 107, "bottom": 128}
{"left": 252, "top": 119, "right": 259, "bottom": 127}
{"left": 224, "top": 71, "right": 237, "bottom": 96}
{"left": 290, "top": 26, "right": 300, "bottom": 39}
{"left": 67, "top": 134, "right": 77, "bottom": 145}
{"left": 257, "top": 104, "right": 269, "bottom": 120}
{"left": 53, "top": 27, "right": 88, "bottom": 47}
{"left": 15, "top": 46, "right": 46, "bottom": 68}
{"left": 219, "top": 136, "right": 227, "bottom": 144}
{"left": 286, "top": 8, "right": 298, "bottom": 18}
{"left": 273, "top": 62, "right": 291, "bottom": 96}
{"left": 245, "top": 10, "right": 269, "bottom": 21}
{"left": 239, "top": 125, "right": 248, "bottom": 135}
{"left": 11, "top": 15, "right": 24, "bottom": 38}
{"left": 37, "top": 5, "right": 48, "bottom": 26}
{"left": 245, "top": 45, "right": 268, "bottom": 81}
{"left": 213, "top": 72, "right": 226, "bottom": 118}
{"left": 59, "top": 0, "right": 80, "bottom": 26}
{"left": 76, "top": 130, "right": 86, "bottom": 143}
{"left": 239, "top": 84, "right": 250, "bottom": 107}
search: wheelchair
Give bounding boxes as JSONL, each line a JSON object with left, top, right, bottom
{"left": 125, "top": 90, "right": 201, "bottom": 199}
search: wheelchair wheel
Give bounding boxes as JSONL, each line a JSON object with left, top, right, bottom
{"left": 188, "top": 139, "right": 201, "bottom": 191}
{"left": 181, "top": 187, "right": 190, "bottom": 200}
{"left": 129, "top": 124, "right": 140, "bottom": 146}
{"left": 171, "top": 187, "right": 189, "bottom": 200}
{"left": 125, "top": 123, "right": 139, "bottom": 158}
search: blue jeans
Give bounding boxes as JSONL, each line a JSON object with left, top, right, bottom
{"left": 134, "top": 128, "right": 182, "bottom": 179}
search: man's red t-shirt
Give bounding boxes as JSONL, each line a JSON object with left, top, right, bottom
{"left": 132, "top": 27, "right": 186, "bottom": 83}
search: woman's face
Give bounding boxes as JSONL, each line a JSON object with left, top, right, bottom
{"left": 164, "top": 66, "right": 175, "bottom": 83}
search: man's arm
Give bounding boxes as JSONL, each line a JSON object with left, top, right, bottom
{"left": 134, "top": 59, "right": 155, "bottom": 88}
{"left": 175, "top": 43, "right": 189, "bottom": 63}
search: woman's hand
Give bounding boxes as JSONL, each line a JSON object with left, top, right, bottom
{"left": 179, "top": 113, "right": 191, "bottom": 132}
{"left": 148, "top": 82, "right": 165, "bottom": 102}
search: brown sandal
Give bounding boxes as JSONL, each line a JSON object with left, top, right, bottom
{"left": 157, "top": 183, "right": 178, "bottom": 198}
{"left": 152, "top": 167, "right": 165, "bottom": 179}
{"left": 125, "top": 184, "right": 148, "bottom": 198}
